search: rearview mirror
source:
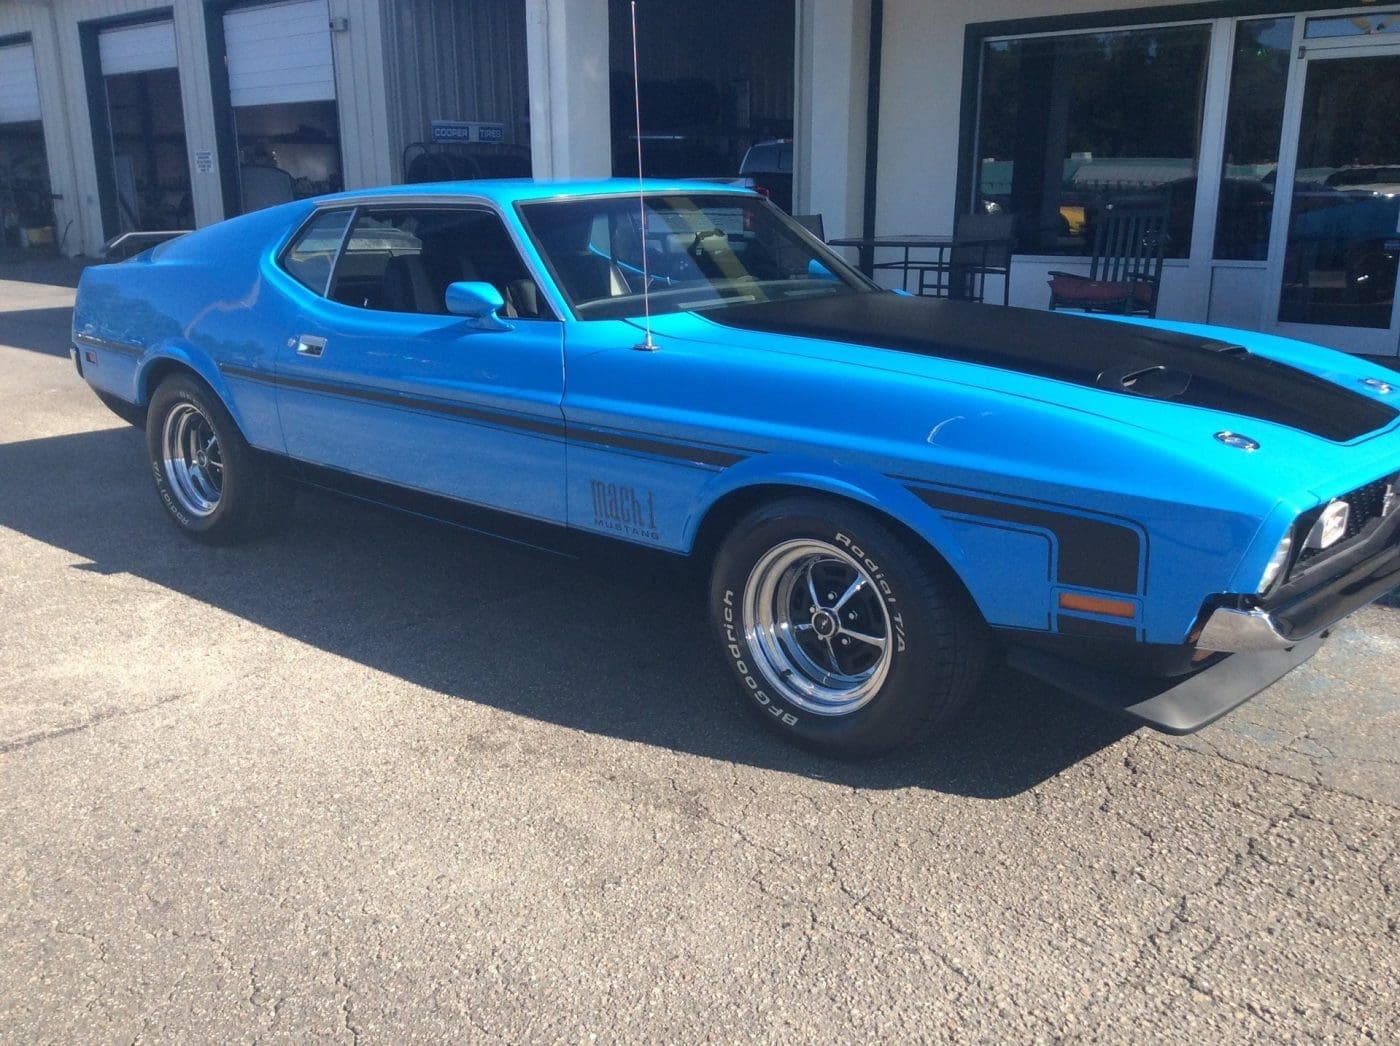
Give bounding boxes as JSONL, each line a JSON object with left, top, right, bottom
{"left": 444, "top": 281, "right": 509, "bottom": 329}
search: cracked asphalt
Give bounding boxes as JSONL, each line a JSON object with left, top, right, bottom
{"left": 1, "top": 262, "right": 1397, "bottom": 1041}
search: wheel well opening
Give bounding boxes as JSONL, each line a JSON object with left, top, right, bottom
{"left": 140, "top": 358, "right": 196, "bottom": 405}
{"left": 692, "top": 484, "right": 981, "bottom": 617}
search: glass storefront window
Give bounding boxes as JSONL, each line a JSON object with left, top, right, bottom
{"left": 1278, "top": 52, "right": 1400, "bottom": 329}
{"left": 1305, "top": 13, "right": 1400, "bottom": 40}
{"left": 1214, "top": 18, "right": 1291, "bottom": 260}
{"left": 975, "top": 24, "right": 1211, "bottom": 256}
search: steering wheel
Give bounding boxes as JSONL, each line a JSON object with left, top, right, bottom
{"left": 688, "top": 228, "right": 729, "bottom": 258}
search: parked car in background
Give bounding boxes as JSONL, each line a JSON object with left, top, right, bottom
{"left": 739, "top": 138, "right": 793, "bottom": 212}
{"left": 1324, "top": 165, "right": 1400, "bottom": 198}
{"left": 73, "top": 180, "right": 1400, "bottom": 756}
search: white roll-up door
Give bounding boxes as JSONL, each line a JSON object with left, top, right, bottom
{"left": 99, "top": 21, "right": 178, "bottom": 76}
{"left": 0, "top": 42, "right": 41, "bottom": 124}
{"left": 225, "top": 0, "right": 335, "bottom": 107}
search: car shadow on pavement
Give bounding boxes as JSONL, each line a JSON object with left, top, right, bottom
{"left": 0, "top": 309, "right": 79, "bottom": 357}
{"left": 0, "top": 425, "right": 1135, "bottom": 799}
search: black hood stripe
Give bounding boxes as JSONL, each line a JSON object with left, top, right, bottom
{"left": 706, "top": 296, "right": 1396, "bottom": 443}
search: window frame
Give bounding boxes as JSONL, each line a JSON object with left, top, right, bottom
{"left": 514, "top": 190, "right": 876, "bottom": 321}
{"left": 956, "top": 2, "right": 1372, "bottom": 264}
{"left": 968, "top": 17, "right": 1216, "bottom": 259}
{"left": 277, "top": 204, "right": 357, "bottom": 296}
{"left": 277, "top": 198, "right": 560, "bottom": 321}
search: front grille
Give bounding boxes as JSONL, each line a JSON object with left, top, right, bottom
{"left": 1294, "top": 477, "right": 1394, "bottom": 571}
{"left": 1345, "top": 479, "right": 1389, "bottom": 539}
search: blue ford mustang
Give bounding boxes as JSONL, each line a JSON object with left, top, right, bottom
{"left": 72, "top": 179, "right": 1400, "bottom": 756}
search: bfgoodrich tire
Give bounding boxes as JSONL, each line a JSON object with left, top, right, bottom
{"left": 144, "top": 373, "right": 291, "bottom": 544}
{"left": 710, "top": 497, "right": 985, "bottom": 757}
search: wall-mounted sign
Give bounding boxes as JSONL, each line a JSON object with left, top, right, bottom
{"left": 194, "top": 150, "right": 214, "bottom": 174}
{"left": 430, "top": 120, "right": 506, "bottom": 145}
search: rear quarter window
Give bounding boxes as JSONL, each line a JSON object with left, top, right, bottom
{"left": 281, "top": 209, "right": 353, "bottom": 295}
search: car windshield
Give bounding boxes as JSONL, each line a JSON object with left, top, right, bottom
{"left": 518, "top": 193, "right": 874, "bottom": 320}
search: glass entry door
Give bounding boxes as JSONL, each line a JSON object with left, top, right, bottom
{"left": 1270, "top": 30, "right": 1400, "bottom": 355}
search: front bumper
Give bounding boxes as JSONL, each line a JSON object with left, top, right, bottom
{"left": 1199, "top": 508, "right": 1400, "bottom": 653}
{"left": 1002, "top": 498, "right": 1397, "bottom": 734}
{"left": 1007, "top": 634, "right": 1325, "bottom": 734}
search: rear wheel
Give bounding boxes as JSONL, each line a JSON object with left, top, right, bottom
{"left": 144, "top": 373, "right": 291, "bottom": 544}
{"left": 710, "top": 497, "right": 985, "bottom": 757}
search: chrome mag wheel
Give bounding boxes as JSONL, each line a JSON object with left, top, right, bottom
{"left": 161, "top": 401, "right": 224, "bottom": 518}
{"left": 742, "top": 538, "right": 894, "bottom": 716}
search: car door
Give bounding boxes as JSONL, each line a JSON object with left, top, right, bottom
{"left": 274, "top": 204, "right": 567, "bottom": 524}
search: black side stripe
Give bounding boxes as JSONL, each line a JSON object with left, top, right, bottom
{"left": 75, "top": 332, "right": 142, "bottom": 357}
{"left": 272, "top": 368, "right": 568, "bottom": 438}
{"left": 567, "top": 425, "right": 746, "bottom": 468}
{"left": 909, "top": 485, "right": 1143, "bottom": 595}
{"left": 218, "top": 363, "right": 749, "bottom": 468}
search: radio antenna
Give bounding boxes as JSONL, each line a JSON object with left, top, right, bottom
{"left": 630, "top": 0, "right": 657, "bottom": 351}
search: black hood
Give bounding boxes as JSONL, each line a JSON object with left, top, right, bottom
{"left": 705, "top": 295, "right": 1396, "bottom": 443}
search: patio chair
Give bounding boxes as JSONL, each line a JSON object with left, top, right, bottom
{"left": 917, "top": 212, "right": 1015, "bottom": 304}
{"left": 1047, "top": 201, "right": 1168, "bottom": 318}
{"left": 791, "top": 213, "right": 825, "bottom": 240}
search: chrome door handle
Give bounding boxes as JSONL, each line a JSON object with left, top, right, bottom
{"left": 296, "top": 334, "right": 327, "bottom": 358}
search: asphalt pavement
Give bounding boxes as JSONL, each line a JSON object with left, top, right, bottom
{"left": 1, "top": 261, "right": 1396, "bottom": 1041}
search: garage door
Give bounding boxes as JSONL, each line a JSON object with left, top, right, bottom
{"left": 0, "top": 42, "right": 41, "bottom": 124}
{"left": 98, "top": 21, "right": 178, "bottom": 76}
{"left": 225, "top": 0, "right": 335, "bottom": 107}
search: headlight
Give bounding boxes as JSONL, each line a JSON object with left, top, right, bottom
{"left": 1304, "top": 499, "right": 1351, "bottom": 551}
{"left": 1258, "top": 531, "right": 1293, "bottom": 593}
{"left": 1385, "top": 476, "right": 1398, "bottom": 518}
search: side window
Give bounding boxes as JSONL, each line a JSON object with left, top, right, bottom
{"left": 327, "top": 207, "right": 554, "bottom": 320}
{"left": 282, "top": 209, "right": 352, "bottom": 295}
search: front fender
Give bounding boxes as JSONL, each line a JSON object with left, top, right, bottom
{"left": 684, "top": 452, "right": 979, "bottom": 592}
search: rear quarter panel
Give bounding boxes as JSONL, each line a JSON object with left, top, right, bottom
{"left": 73, "top": 201, "right": 315, "bottom": 450}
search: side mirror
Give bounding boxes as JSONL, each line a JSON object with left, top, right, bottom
{"left": 444, "top": 281, "right": 509, "bottom": 329}
{"left": 806, "top": 259, "right": 839, "bottom": 282}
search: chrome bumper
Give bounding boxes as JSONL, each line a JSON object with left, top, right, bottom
{"left": 1197, "top": 607, "right": 1293, "bottom": 653}
{"left": 1199, "top": 522, "right": 1400, "bottom": 653}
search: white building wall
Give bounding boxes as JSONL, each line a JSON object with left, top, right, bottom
{"left": 0, "top": 0, "right": 224, "bottom": 255}
{"left": 75, "top": 0, "right": 220, "bottom": 251}
{"left": 877, "top": 0, "right": 1206, "bottom": 241}
{"left": 0, "top": 2, "right": 84, "bottom": 254}
{"left": 327, "top": 0, "right": 394, "bottom": 190}
{"left": 0, "top": 0, "right": 398, "bottom": 255}
{"left": 794, "top": 0, "right": 869, "bottom": 239}
{"left": 524, "top": 0, "right": 611, "bottom": 180}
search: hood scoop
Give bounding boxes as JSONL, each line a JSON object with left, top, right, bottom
{"left": 1100, "top": 364, "right": 1193, "bottom": 400}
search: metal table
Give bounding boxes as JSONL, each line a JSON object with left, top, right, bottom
{"left": 825, "top": 234, "right": 955, "bottom": 292}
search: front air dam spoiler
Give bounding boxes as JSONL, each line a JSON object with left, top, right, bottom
{"left": 1006, "top": 634, "right": 1326, "bottom": 735}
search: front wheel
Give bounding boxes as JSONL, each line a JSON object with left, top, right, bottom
{"left": 710, "top": 498, "right": 985, "bottom": 757}
{"left": 144, "top": 373, "right": 291, "bottom": 544}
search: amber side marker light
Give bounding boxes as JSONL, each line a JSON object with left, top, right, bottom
{"left": 1058, "top": 592, "right": 1137, "bottom": 619}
